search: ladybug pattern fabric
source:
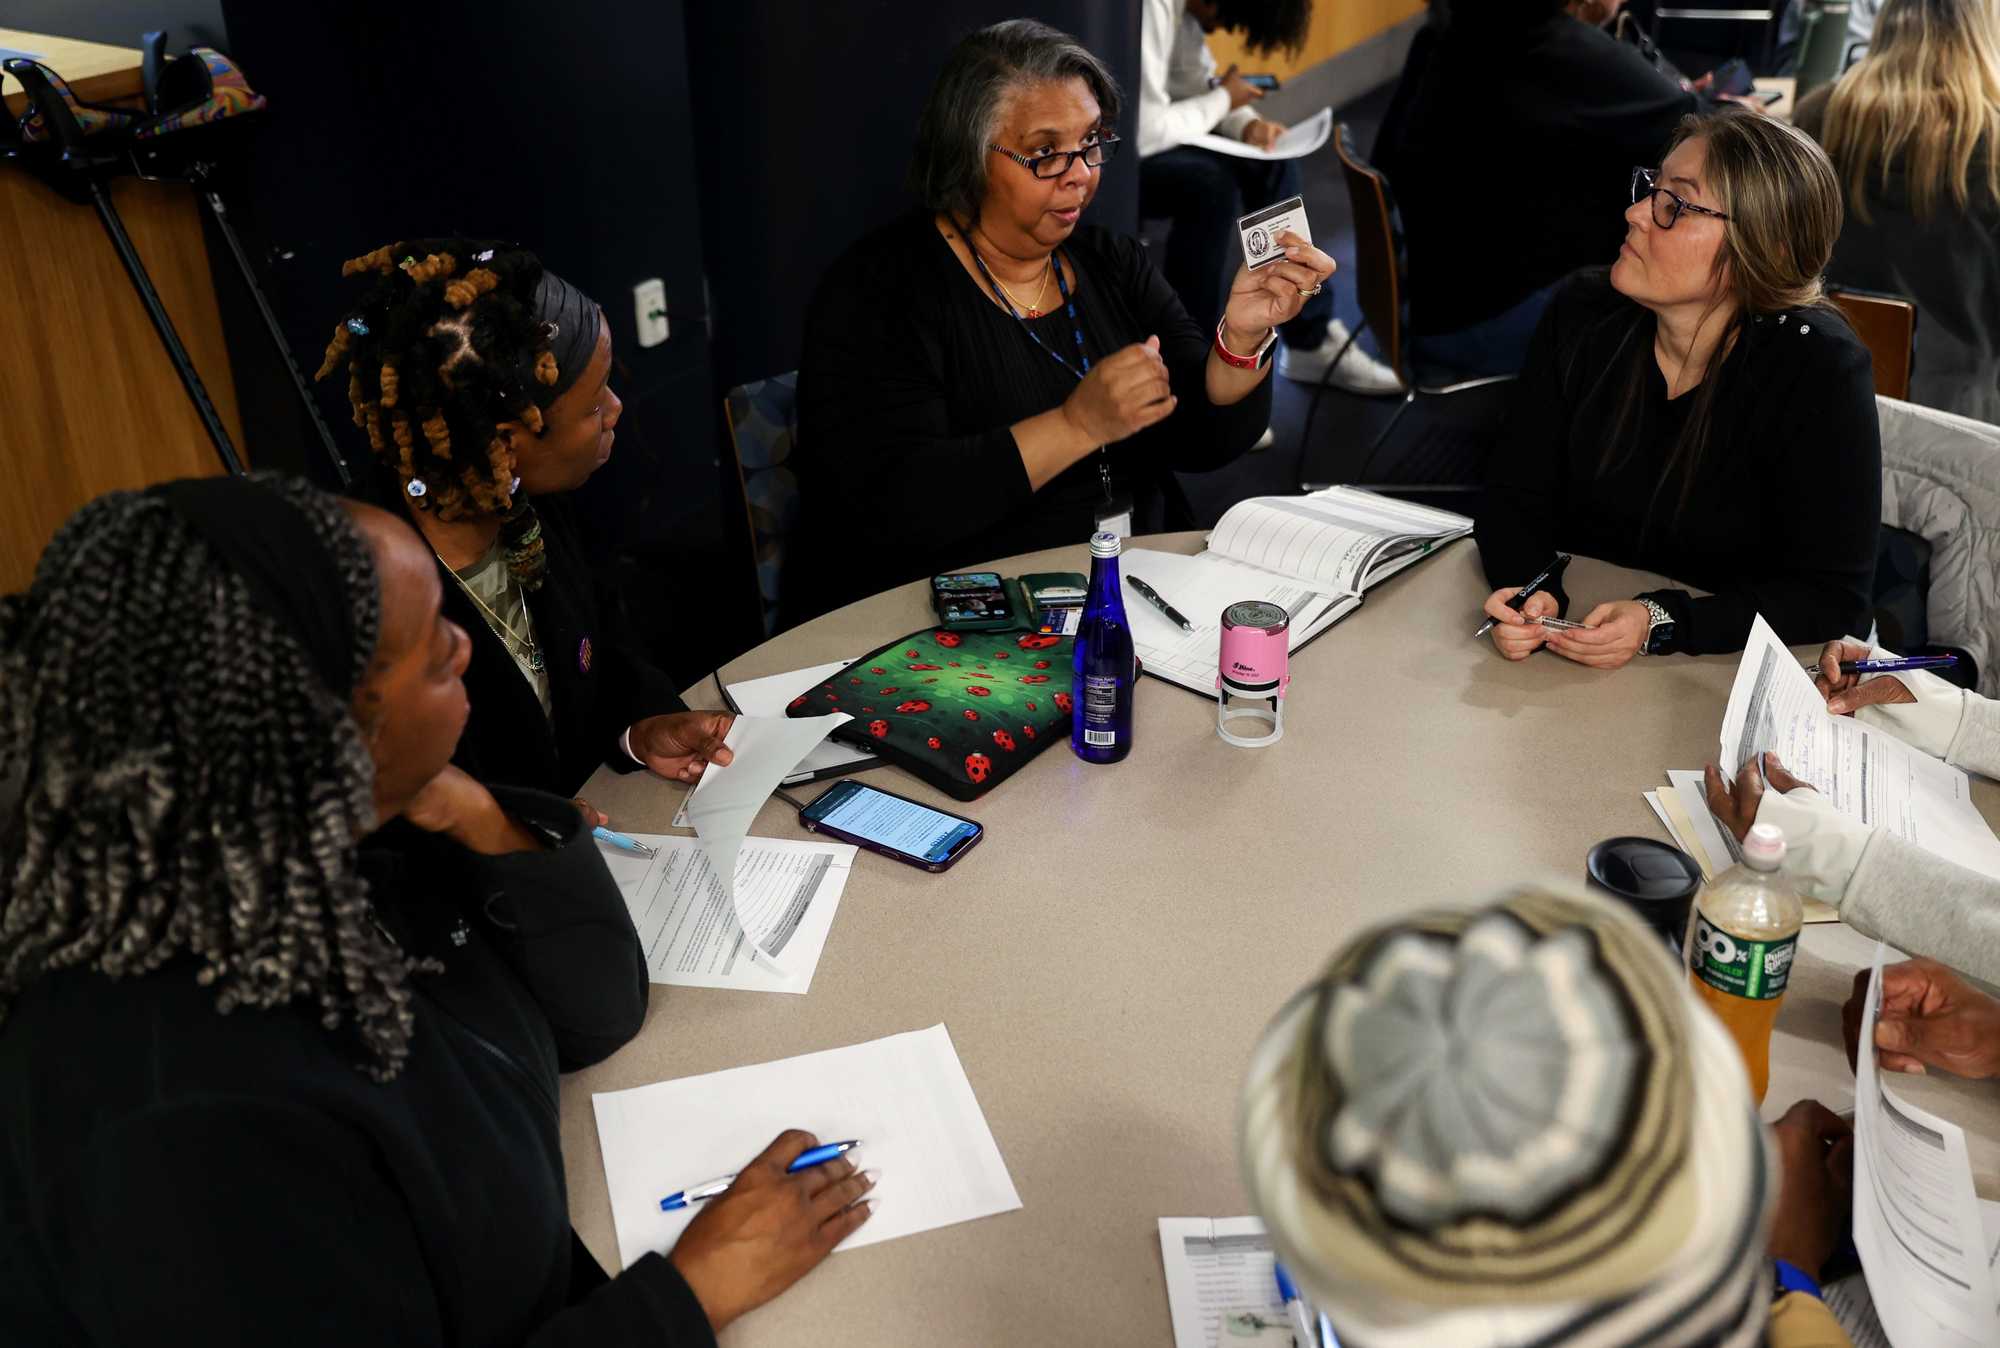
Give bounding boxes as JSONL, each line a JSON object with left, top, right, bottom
{"left": 785, "top": 628, "right": 1076, "bottom": 800}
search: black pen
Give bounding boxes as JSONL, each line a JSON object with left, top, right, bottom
{"left": 1126, "top": 574, "right": 1193, "bottom": 632}
{"left": 1474, "top": 553, "right": 1571, "bottom": 639}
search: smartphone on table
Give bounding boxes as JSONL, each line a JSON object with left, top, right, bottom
{"left": 799, "top": 780, "right": 983, "bottom": 872}
{"left": 931, "top": 571, "right": 1015, "bottom": 631}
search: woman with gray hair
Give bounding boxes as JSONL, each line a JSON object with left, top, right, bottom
{"left": 788, "top": 18, "right": 1333, "bottom": 621}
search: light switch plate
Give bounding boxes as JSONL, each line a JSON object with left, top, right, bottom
{"left": 634, "top": 278, "right": 668, "bottom": 347}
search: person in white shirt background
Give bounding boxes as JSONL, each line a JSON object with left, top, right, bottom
{"left": 1136, "top": 0, "right": 1403, "bottom": 402}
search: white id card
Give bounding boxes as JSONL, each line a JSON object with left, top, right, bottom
{"left": 1094, "top": 496, "right": 1132, "bottom": 538}
{"left": 1237, "top": 195, "right": 1311, "bottom": 272}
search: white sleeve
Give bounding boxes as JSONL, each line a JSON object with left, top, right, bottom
{"left": 1137, "top": 0, "right": 1235, "bottom": 157}
{"left": 1756, "top": 787, "right": 1873, "bottom": 905}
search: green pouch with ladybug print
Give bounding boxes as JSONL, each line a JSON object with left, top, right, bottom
{"left": 784, "top": 627, "right": 1074, "bottom": 800}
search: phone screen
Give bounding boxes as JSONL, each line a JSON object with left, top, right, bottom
{"left": 808, "top": 784, "right": 979, "bottom": 864}
{"left": 934, "top": 572, "right": 1010, "bottom": 625}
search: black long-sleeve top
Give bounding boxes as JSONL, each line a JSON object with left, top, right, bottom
{"left": 1478, "top": 270, "right": 1882, "bottom": 655}
{"left": 1374, "top": 15, "right": 1696, "bottom": 336}
{"left": 0, "top": 788, "right": 713, "bottom": 1347}
{"left": 365, "top": 478, "right": 688, "bottom": 798}
{"left": 787, "top": 210, "right": 1267, "bottom": 622}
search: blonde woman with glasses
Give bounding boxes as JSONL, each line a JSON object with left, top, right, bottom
{"left": 1797, "top": 0, "right": 2000, "bottom": 421}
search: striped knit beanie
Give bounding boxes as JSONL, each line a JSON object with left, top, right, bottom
{"left": 1239, "top": 884, "right": 1774, "bottom": 1348}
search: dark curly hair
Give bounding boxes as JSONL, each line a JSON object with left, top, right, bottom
{"left": 315, "top": 238, "right": 573, "bottom": 589}
{"left": 1213, "top": 0, "right": 1315, "bottom": 56}
{"left": 0, "top": 477, "right": 432, "bottom": 1081}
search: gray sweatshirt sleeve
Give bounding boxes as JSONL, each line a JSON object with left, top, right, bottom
{"left": 1840, "top": 830, "right": 2000, "bottom": 987}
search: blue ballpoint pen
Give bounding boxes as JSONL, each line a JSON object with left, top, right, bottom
{"left": 1274, "top": 1261, "right": 1318, "bottom": 1348}
{"left": 592, "top": 826, "right": 657, "bottom": 857}
{"left": 1804, "top": 654, "right": 1958, "bottom": 677}
{"left": 659, "top": 1140, "right": 861, "bottom": 1211}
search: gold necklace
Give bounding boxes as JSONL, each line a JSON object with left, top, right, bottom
{"left": 978, "top": 248, "right": 1054, "bottom": 317}
{"left": 440, "top": 552, "right": 545, "bottom": 674}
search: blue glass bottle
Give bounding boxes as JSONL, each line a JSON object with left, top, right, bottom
{"left": 1071, "top": 530, "right": 1135, "bottom": 764}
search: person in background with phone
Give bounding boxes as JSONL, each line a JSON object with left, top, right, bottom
{"left": 1239, "top": 885, "right": 1857, "bottom": 1347}
{"left": 1136, "top": 0, "right": 1402, "bottom": 402}
{"left": 1793, "top": 0, "right": 2000, "bottom": 422}
{"left": 1478, "top": 111, "right": 1879, "bottom": 666}
{"left": 318, "top": 240, "right": 733, "bottom": 811}
{"left": 789, "top": 20, "right": 1331, "bottom": 623}
{"left": 1374, "top": 0, "right": 1698, "bottom": 377}
{"left": 0, "top": 477, "right": 866, "bottom": 1344}
{"left": 1701, "top": 637, "right": 2000, "bottom": 987}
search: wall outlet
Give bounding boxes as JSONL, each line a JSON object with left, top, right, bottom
{"left": 634, "top": 278, "right": 668, "bottom": 347}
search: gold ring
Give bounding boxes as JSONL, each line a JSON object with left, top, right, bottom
{"left": 1298, "top": 284, "right": 1322, "bottom": 297}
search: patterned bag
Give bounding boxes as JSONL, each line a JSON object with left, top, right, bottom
{"left": 785, "top": 627, "right": 1074, "bottom": 800}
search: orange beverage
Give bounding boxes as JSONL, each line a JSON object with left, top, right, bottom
{"left": 1687, "top": 823, "right": 1802, "bottom": 1104}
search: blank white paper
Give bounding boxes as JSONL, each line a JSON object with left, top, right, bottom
{"left": 592, "top": 1023, "right": 1021, "bottom": 1271}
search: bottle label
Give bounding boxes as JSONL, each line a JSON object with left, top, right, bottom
{"left": 1690, "top": 916, "right": 1798, "bottom": 1001}
{"left": 1082, "top": 675, "right": 1120, "bottom": 747}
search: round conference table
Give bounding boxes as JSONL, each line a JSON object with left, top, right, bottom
{"left": 564, "top": 533, "right": 2000, "bottom": 1345}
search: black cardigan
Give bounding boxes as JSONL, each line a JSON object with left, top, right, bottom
{"left": 0, "top": 787, "right": 712, "bottom": 1347}
{"left": 1478, "top": 270, "right": 1882, "bottom": 655}
{"left": 787, "top": 210, "right": 1267, "bottom": 622}
{"left": 1374, "top": 15, "right": 1696, "bottom": 336}
{"left": 366, "top": 480, "right": 687, "bottom": 798}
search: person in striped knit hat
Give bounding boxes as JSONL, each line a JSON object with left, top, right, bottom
{"left": 1240, "top": 884, "right": 1854, "bottom": 1348}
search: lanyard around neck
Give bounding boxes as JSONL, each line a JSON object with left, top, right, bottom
{"left": 966, "top": 237, "right": 1090, "bottom": 381}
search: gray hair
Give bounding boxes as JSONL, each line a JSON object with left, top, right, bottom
{"left": 909, "top": 19, "right": 1123, "bottom": 225}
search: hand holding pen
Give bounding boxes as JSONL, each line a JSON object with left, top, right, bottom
{"left": 665, "top": 1131, "right": 876, "bottom": 1334}
{"left": 1476, "top": 554, "right": 1571, "bottom": 658}
{"left": 1807, "top": 639, "right": 1932, "bottom": 716}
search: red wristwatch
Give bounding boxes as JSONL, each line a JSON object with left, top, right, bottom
{"left": 1213, "top": 318, "right": 1277, "bottom": 370}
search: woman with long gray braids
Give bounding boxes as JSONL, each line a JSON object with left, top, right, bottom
{"left": 0, "top": 476, "right": 872, "bottom": 1345}
{"left": 319, "top": 237, "right": 735, "bottom": 806}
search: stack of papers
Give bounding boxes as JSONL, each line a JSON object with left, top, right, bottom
{"left": 1128, "top": 487, "right": 1473, "bottom": 695}
{"left": 1641, "top": 769, "right": 1837, "bottom": 923}
{"left": 593, "top": 1024, "right": 1021, "bottom": 1271}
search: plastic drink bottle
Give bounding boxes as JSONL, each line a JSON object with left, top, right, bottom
{"left": 1687, "top": 822, "right": 1803, "bottom": 1104}
{"left": 1071, "top": 531, "right": 1134, "bottom": 764}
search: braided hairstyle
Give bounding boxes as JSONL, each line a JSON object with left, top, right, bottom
{"left": 0, "top": 478, "right": 432, "bottom": 1081}
{"left": 1212, "top": 0, "right": 1315, "bottom": 56}
{"left": 315, "top": 238, "right": 568, "bottom": 589}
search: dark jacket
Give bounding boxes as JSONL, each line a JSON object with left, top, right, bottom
{"left": 368, "top": 481, "right": 688, "bottom": 797}
{"left": 1478, "top": 269, "right": 1882, "bottom": 655}
{"left": 1375, "top": 14, "right": 1697, "bottom": 335}
{"left": 787, "top": 211, "right": 1266, "bottom": 623}
{"left": 1796, "top": 86, "right": 2000, "bottom": 424}
{"left": 0, "top": 787, "right": 712, "bottom": 1347}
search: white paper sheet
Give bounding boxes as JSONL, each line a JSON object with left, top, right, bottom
{"left": 1159, "top": 1217, "right": 1292, "bottom": 1347}
{"left": 592, "top": 1024, "right": 1021, "bottom": 1271}
{"left": 1851, "top": 944, "right": 2000, "bottom": 1346}
{"left": 684, "top": 713, "right": 849, "bottom": 967}
{"left": 724, "top": 661, "right": 879, "bottom": 781}
{"left": 1124, "top": 548, "right": 1354, "bottom": 694}
{"left": 1830, "top": 1201, "right": 2000, "bottom": 1348}
{"left": 598, "top": 834, "right": 853, "bottom": 994}
{"left": 1720, "top": 616, "right": 2000, "bottom": 880}
{"left": 1186, "top": 106, "right": 1333, "bottom": 161}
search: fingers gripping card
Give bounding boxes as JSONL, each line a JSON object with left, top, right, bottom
{"left": 1238, "top": 195, "right": 1310, "bottom": 272}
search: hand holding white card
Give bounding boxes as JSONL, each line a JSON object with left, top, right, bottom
{"left": 1237, "top": 195, "right": 1310, "bottom": 272}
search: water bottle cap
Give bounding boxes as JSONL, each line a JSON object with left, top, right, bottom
{"left": 1743, "top": 822, "right": 1786, "bottom": 869}
{"left": 1089, "top": 531, "right": 1122, "bottom": 558}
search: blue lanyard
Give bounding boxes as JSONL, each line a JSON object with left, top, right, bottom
{"left": 968, "top": 244, "right": 1090, "bottom": 381}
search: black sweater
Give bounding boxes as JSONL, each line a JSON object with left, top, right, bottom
{"left": 367, "top": 481, "right": 687, "bottom": 798}
{"left": 1478, "top": 270, "right": 1882, "bottom": 655}
{"left": 1375, "top": 15, "right": 1696, "bottom": 335}
{"left": 787, "top": 211, "right": 1267, "bottom": 622}
{"left": 0, "top": 788, "right": 713, "bottom": 1347}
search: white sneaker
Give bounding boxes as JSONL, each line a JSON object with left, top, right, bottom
{"left": 1277, "top": 319, "right": 1404, "bottom": 394}
{"left": 1249, "top": 426, "right": 1275, "bottom": 453}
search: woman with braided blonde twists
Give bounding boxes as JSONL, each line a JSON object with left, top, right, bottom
{"left": 318, "top": 239, "right": 731, "bottom": 804}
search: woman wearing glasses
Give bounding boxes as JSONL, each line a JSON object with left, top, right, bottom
{"left": 1477, "top": 111, "right": 1881, "bottom": 665}
{"left": 787, "top": 18, "right": 1330, "bottom": 621}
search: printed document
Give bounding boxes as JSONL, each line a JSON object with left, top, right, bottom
{"left": 598, "top": 833, "right": 853, "bottom": 994}
{"left": 1158, "top": 1217, "right": 1293, "bottom": 1346}
{"left": 1719, "top": 616, "right": 2000, "bottom": 880}
{"left": 1188, "top": 106, "right": 1332, "bottom": 161}
{"left": 724, "top": 660, "right": 878, "bottom": 780}
{"left": 684, "top": 713, "right": 849, "bottom": 967}
{"left": 1851, "top": 944, "right": 2000, "bottom": 1346}
{"left": 593, "top": 1024, "right": 1021, "bottom": 1270}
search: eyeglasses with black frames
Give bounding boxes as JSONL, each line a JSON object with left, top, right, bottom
{"left": 1631, "top": 166, "right": 1731, "bottom": 230}
{"left": 989, "top": 134, "right": 1123, "bottom": 180}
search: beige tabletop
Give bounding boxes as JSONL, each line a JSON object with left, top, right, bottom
{"left": 563, "top": 534, "right": 2000, "bottom": 1345}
